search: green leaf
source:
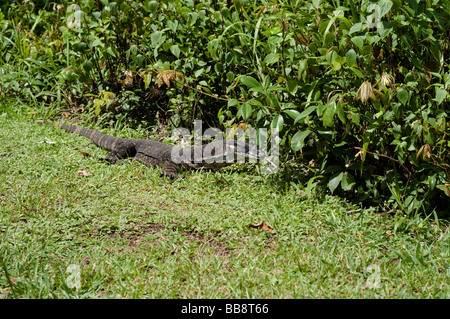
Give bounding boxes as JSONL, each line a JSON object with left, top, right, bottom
{"left": 407, "top": 0, "right": 420, "bottom": 12}
{"left": 298, "top": 59, "right": 308, "bottom": 76}
{"left": 323, "top": 102, "right": 336, "bottom": 127}
{"left": 151, "top": 32, "right": 160, "bottom": 46}
{"left": 144, "top": 0, "right": 159, "bottom": 14}
{"left": 291, "top": 129, "right": 311, "bottom": 152}
{"left": 435, "top": 87, "right": 447, "bottom": 105}
{"left": 397, "top": 89, "right": 409, "bottom": 106}
{"left": 312, "top": 0, "right": 322, "bottom": 9}
{"left": 323, "top": 16, "right": 339, "bottom": 46}
{"left": 107, "top": 47, "right": 117, "bottom": 58}
{"left": 170, "top": 45, "right": 180, "bottom": 58}
{"left": 194, "top": 68, "right": 204, "bottom": 78}
{"left": 328, "top": 171, "right": 344, "bottom": 194}
{"left": 341, "top": 172, "right": 355, "bottom": 191}
{"left": 267, "top": 86, "right": 285, "bottom": 92}
{"left": 428, "top": 117, "right": 437, "bottom": 129}
{"left": 350, "top": 112, "right": 360, "bottom": 126}
{"left": 283, "top": 109, "right": 301, "bottom": 120}
{"left": 94, "top": 98, "right": 104, "bottom": 116}
{"left": 91, "top": 39, "right": 103, "bottom": 48}
{"left": 351, "top": 36, "right": 364, "bottom": 51}
{"left": 249, "top": 98, "right": 267, "bottom": 112}
{"left": 82, "top": 60, "right": 93, "bottom": 72}
{"left": 264, "top": 53, "right": 280, "bottom": 65}
{"left": 134, "top": 54, "right": 144, "bottom": 66}
{"left": 228, "top": 99, "right": 239, "bottom": 107}
{"left": 240, "top": 102, "right": 252, "bottom": 121}
{"left": 345, "top": 49, "right": 357, "bottom": 66}
{"left": 336, "top": 100, "right": 347, "bottom": 124}
{"left": 286, "top": 79, "right": 299, "bottom": 94}
{"left": 226, "top": 71, "right": 235, "bottom": 83}
{"left": 266, "top": 92, "right": 281, "bottom": 109}
{"left": 378, "top": 0, "right": 394, "bottom": 17}
{"left": 377, "top": 21, "right": 393, "bottom": 39}
{"left": 350, "top": 67, "right": 364, "bottom": 78}
{"left": 143, "top": 72, "right": 152, "bottom": 89}
{"left": 338, "top": 15, "right": 352, "bottom": 30}
{"left": 349, "top": 22, "right": 362, "bottom": 35}
{"left": 241, "top": 75, "right": 262, "bottom": 90}
{"left": 271, "top": 114, "right": 284, "bottom": 132}
{"left": 151, "top": 31, "right": 165, "bottom": 47}
{"left": 294, "top": 105, "right": 318, "bottom": 124}
{"left": 207, "top": 39, "right": 220, "bottom": 60}
{"left": 332, "top": 61, "right": 342, "bottom": 71}
{"left": 282, "top": 103, "right": 297, "bottom": 109}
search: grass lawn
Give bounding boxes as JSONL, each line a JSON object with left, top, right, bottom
{"left": 0, "top": 106, "right": 449, "bottom": 298}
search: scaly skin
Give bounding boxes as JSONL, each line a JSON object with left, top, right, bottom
{"left": 44, "top": 123, "right": 264, "bottom": 178}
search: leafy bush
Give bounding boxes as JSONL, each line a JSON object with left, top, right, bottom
{"left": 1, "top": 0, "right": 449, "bottom": 214}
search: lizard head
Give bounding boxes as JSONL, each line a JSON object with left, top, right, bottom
{"left": 224, "top": 139, "right": 266, "bottom": 161}
{"left": 223, "top": 140, "right": 278, "bottom": 170}
{"left": 201, "top": 139, "right": 267, "bottom": 168}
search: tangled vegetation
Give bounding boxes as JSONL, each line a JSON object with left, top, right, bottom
{"left": 1, "top": 0, "right": 449, "bottom": 214}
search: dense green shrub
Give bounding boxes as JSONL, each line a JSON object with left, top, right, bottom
{"left": 1, "top": 0, "right": 449, "bottom": 214}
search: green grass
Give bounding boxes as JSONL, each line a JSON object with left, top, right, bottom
{"left": 0, "top": 105, "right": 449, "bottom": 299}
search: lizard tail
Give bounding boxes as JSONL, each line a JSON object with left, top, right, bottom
{"left": 37, "top": 120, "right": 120, "bottom": 151}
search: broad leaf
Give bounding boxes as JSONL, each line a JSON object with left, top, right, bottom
{"left": 341, "top": 172, "right": 355, "bottom": 191}
{"left": 328, "top": 171, "right": 343, "bottom": 194}
{"left": 286, "top": 79, "right": 299, "bottom": 94}
{"left": 351, "top": 36, "right": 364, "bottom": 51}
{"left": 264, "top": 53, "right": 279, "bottom": 65}
{"left": 350, "top": 67, "right": 364, "bottom": 78}
{"left": 283, "top": 109, "right": 301, "bottom": 120}
{"left": 349, "top": 22, "right": 362, "bottom": 34}
{"left": 144, "top": 0, "right": 159, "bottom": 14}
{"left": 378, "top": 0, "right": 394, "bottom": 17}
{"left": 323, "top": 102, "right": 336, "bottom": 127}
{"left": 228, "top": 99, "right": 239, "bottom": 107}
{"left": 291, "top": 129, "right": 311, "bottom": 152}
{"left": 240, "top": 102, "right": 253, "bottom": 121}
{"left": 294, "top": 105, "right": 318, "bottom": 124}
{"left": 266, "top": 92, "right": 281, "bottom": 109}
{"left": 271, "top": 114, "right": 284, "bottom": 132}
{"left": 336, "top": 100, "right": 347, "bottom": 124}
{"left": 397, "top": 89, "right": 409, "bottom": 106}
{"left": 241, "top": 75, "right": 262, "bottom": 89}
{"left": 345, "top": 49, "right": 356, "bottom": 66}
{"left": 170, "top": 45, "right": 181, "bottom": 58}
{"left": 435, "top": 87, "right": 447, "bottom": 105}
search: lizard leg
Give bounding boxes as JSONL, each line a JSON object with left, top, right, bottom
{"left": 161, "top": 160, "right": 184, "bottom": 179}
{"left": 104, "top": 142, "right": 136, "bottom": 164}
